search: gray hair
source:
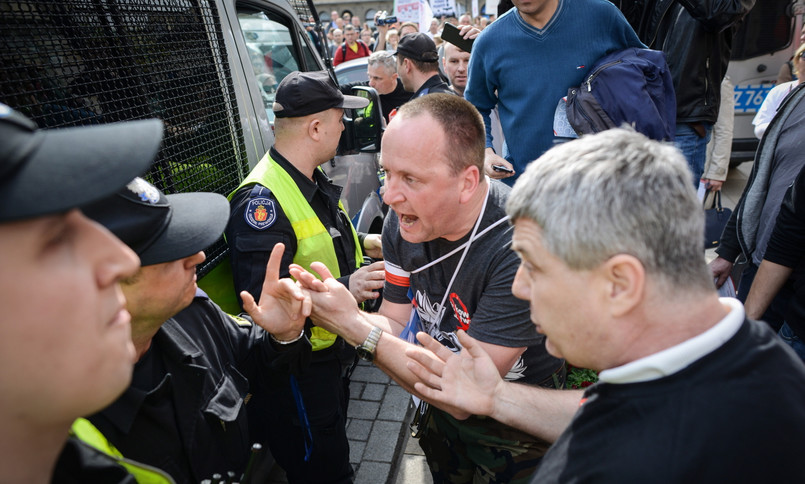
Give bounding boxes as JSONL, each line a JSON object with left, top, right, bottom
{"left": 507, "top": 128, "right": 713, "bottom": 292}
{"left": 368, "top": 51, "right": 397, "bottom": 74}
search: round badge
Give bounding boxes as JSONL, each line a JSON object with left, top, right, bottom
{"left": 244, "top": 197, "right": 277, "bottom": 230}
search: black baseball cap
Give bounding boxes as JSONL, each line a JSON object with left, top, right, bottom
{"left": 0, "top": 103, "right": 163, "bottom": 222}
{"left": 273, "top": 70, "right": 369, "bottom": 118}
{"left": 395, "top": 33, "right": 439, "bottom": 62}
{"left": 82, "top": 177, "right": 230, "bottom": 266}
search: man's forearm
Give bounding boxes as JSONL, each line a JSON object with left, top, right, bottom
{"left": 491, "top": 383, "right": 582, "bottom": 443}
{"left": 338, "top": 311, "right": 445, "bottom": 396}
{"left": 744, "top": 259, "right": 793, "bottom": 319}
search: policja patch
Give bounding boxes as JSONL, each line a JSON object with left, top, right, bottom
{"left": 244, "top": 196, "right": 277, "bottom": 230}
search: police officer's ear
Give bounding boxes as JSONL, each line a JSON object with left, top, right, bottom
{"left": 399, "top": 57, "right": 411, "bottom": 75}
{"left": 307, "top": 116, "right": 324, "bottom": 141}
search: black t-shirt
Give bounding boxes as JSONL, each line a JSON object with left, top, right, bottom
{"left": 763, "top": 166, "right": 805, "bottom": 339}
{"left": 379, "top": 79, "right": 413, "bottom": 122}
{"left": 383, "top": 180, "right": 561, "bottom": 384}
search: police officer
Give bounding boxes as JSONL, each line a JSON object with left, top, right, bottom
{"left": 225, "top": 70, "right": 385, "bottom": 483}
{"left": 0, "top": 104, "right": 166, "bottom": 482}
{"left": 82, "top": 178, "right": 310, "bottom": 483}
{"left": 395, "top": 33, "right": 453, "bottom": 98}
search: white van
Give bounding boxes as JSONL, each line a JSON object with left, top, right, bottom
{"left": 0, "top": 0, "right": 386, "bottom": 278}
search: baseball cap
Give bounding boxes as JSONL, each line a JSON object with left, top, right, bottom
{"left": 0, "top": 103, "right": 163, "bottom": 222}
{"left": 395, "top": 33, "right": 439, "bottom": 62}
{"left": 82, "top": 177, "right": 230, "bottom": 266}
{"left": 273, "top": 70, "right": 369, "bottom": 118}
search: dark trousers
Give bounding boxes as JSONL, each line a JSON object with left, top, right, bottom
{"left": 262, "top": 351, "right": 353, "bottom": 484}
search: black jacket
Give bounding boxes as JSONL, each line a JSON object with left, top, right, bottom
{"left": 716, "top": 83, "right": 805, "bottom": 263}
{"left": 52, "top": 437, "right": 137, "bottom": 484}
{"left": 413, "top": 74, "right": 454, "bottom": 98}
{"left": 88, "top": 291, "right": 309, "bottom": 484}
{"left": 616, "top": 0, "right": 755, "bottom": 124}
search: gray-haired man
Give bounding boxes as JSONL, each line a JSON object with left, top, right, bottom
{"left": 407, "top": 128, "right": 805, "bottom": 482}
{"left": 366, "top": 51, "right": 413, "bottom": 122}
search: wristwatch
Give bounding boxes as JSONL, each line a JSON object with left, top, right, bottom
{"left": 355, "top": 326, "right": 383, "bottom": 362}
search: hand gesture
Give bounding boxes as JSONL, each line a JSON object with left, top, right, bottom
{"left": 289, "top": 261, "right": 361, "bottom": 335}
{"left": 405, "top": 330, "right": 501, "bottom": 420}
{"left": 241, "top": 243, "right": 311, "bottom": 341}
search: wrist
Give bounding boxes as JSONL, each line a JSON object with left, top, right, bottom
{"left": 343, "top": 314, "right": 376, "bottom": 347}
{"left": 270, "top": 329, "right": 305, "bottom": 345}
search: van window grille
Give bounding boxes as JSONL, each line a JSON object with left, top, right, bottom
{"left": 0, "top": 0, "right": 248, "bottom": 275}
{"left": 731, "top": 0, "right": 792, "bottom": 61}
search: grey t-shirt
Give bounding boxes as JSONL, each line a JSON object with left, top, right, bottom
{"left": 382, "top": 181, "right": 561, "bottom": 384}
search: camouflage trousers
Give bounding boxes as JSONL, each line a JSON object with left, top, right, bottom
{"left": 418, "top": 408, "right": 552, "bottom": 484}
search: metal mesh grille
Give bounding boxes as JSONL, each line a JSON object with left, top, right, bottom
{"left": 287, "top": 0, "right": 313, "bottom": 23}
{"left": 0, "top": 0, "right": 248, "bottom": 275}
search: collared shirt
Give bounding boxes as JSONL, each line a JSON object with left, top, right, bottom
{"left": 599, "top": 298, "right": 744, "bottom": 384}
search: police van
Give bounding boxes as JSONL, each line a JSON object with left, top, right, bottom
{"left": 0, "top": 0, "right": 385, "bottom": 280}
{"left": 728, "top": 0, "right": 805, "bottom": 164}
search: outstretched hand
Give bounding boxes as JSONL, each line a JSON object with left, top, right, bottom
{"left": 289, "top": 261, "right": 362, "bottom": 337}
{"left": 241, "top": 243, "right": 310, "bottom": 341}
{"left": 405, "top": 330, "right": 501, "bottom": 420}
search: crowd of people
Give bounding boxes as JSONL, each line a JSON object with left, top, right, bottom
{"left": 319, "top": 9, "right": 497, "bottom": 67}
{"left": 7, "top": 0, "right": 805, "bottom": 483}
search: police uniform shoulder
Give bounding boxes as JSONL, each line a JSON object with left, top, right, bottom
{"left": 242, "top": 184, "right": 279, "bottom": 231}
{"left": 226, "top": 312, "right": 253, "bottom": 327}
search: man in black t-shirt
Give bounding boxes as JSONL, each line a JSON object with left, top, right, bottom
{"left": 286, "top": 94, "right": 565, "bottom": 483}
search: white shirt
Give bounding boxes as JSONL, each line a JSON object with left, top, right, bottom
{"left": 599, "top": 298, "right": 744, "bottom": 384}
{"left": 753, "top": 81, "right": 798, "bottom": 139}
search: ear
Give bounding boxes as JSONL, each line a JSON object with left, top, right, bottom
{"left": 401, "top": 57, "right": 411, "bottom": 74}
{"left": 307, "top": 117, "right": 323, "bottom": 141}
{"left": 598, "top": 254, "right": 644, "bottom": 317}
{"left": 458, "top": 165, "right": 481, "bottom": 204}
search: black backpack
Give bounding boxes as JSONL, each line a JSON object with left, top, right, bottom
{"left": 565, "top": 47, "right": 676, "bottom": 141}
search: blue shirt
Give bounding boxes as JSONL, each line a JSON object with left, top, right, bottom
{"left": 465, "top": 0, "right": 643, "bottom": 184}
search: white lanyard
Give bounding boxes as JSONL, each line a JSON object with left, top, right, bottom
{"left": 410, "top": 180, "right": 509, "bottom": 324}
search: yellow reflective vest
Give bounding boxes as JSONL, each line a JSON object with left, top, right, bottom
{"left": 229, "top": 153, "right": 363, "bottom": 351}
{"left": 71, "top": 418, "right": 176, "bottom": 484}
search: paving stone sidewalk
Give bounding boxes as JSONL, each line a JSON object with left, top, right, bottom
{"left": 267, "top": 359, "right": 415, "bottom": 483}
